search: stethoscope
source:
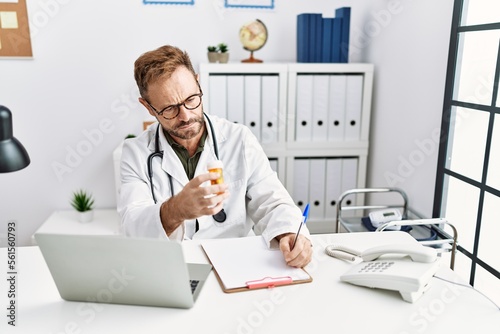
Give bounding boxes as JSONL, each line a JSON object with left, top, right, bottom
{"left": 147, "top": 112, "right": 227, "bottom": 224}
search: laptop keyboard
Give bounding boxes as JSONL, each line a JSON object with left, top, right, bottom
{"left": 190, "top": 280, "right": 200, "bottom": 294}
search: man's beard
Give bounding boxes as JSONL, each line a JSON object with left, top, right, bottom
{"left": 165, "top": 115, "right": 204, "bottom": 140}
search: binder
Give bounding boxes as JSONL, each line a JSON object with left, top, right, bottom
{"left": 341, "top": 158, "right": 358, "bottom": 217}
{"left": 321, "top": 18, "right": 333, "bottom": 63}
{"left": 328, "top": 75, "right": 347, "bottom": 141}
{"left": 293, "top": 158, "right": 310, "bottom": 211}
{"left": 261, "top": 75, "right": 279, "bottom": 144}
{"left": 201, "top": 236, "right": 312, "bottom": 293}
{"left": 324, "top": 158, "right": 342, "bottom": 219}
{"left": 310, "top": 13, "right": 323, "bottom": 63}
{"left": 335, "top": 7, "right": 351, "bottom": 63}
{"left": 308, "top": 158, "right": 326, "bottom": 219}
{"left": 344, "top": 75, "right": 363, "bottom": 141}
{"left": 295, "top": 74, "right": 313, "bottom": 142}
{"left": 208, "top": 75, "right": 227, "bottom": 118}
{"left": 312, "top": 75, "right": 329, "bottom": 141}
{"left": 332, "top": 17, "right": 342, "bottom": 63}
{"left": 297, "top": 14, "right": 310, "bottom": 62}
{"left": 244, "top": 75, "right": 262, "bottom": 141}
{"left": 226, "top": 75, "right": 245, "bottom": 124}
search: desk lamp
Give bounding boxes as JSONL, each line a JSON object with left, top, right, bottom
{"left": 0, "top": 105, "right": 30, "bottom": 173}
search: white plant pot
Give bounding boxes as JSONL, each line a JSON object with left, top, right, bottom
{"left": 78, "top": 210, "right": 94, "bottom": 223}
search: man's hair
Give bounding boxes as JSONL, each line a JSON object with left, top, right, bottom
{"left": 134, "top": 45, "right": 196, "bottom": 99}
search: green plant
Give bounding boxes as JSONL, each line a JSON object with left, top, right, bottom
{"left": 207, "top": 45, "right": 217, "bottom": 52}
{"left": 71, "top": 189, "right": 95, "bottom": 212}
{"left": 125, "top": 134, "right": 136, "bottom": 139}
{"left": 218, "top": 43, "right": 228, "bottom": 53}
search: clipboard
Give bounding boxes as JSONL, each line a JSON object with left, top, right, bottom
{"left": 201, "top": 236, "right": 313, "bottom": 293}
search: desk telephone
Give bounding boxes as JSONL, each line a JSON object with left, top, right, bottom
{"left": 325, "top": 243, "right": 441, "bottom": 303}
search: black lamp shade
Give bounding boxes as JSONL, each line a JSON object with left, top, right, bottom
{"left": 0, "top": 105, "right": 30, "bottom": 173}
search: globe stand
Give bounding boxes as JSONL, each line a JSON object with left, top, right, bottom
{"left": 241, "top": 51, "right": 263, "bottom": 63}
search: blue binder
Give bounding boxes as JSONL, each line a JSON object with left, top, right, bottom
{"left": 335, "top": 7, "right": 351, "bottom": 63}
{"left": 297, "top": 14, "right": 310, "bottom": 63}
{"left": 321, "top": 18, "right": 333, "bottom": 63}
{"left": 332, "top": 17, "right": 342, "bottom": 63}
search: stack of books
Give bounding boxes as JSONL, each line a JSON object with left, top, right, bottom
{"left": 297, "top": 7, "right": 351, "bottom": 63}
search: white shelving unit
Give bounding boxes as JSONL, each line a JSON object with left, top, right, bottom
{"left": 199, "top": 63, "right": 374, "bottom": 233}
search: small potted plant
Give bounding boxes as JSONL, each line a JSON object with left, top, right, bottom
{"left": 207, "top": 45, "right": 218, "bottom": 63}
{"left": 71, "top": 189, "right": 95, "bottom": 223}
{"left": 217, "top": 43, "right": 229, "bottom": 63}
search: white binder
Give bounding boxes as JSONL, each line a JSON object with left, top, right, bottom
{"left": 208, "top": 75, "right": 227, "bottom": 119}
{"left": 293, "top": 159, "right": 310, "bottom": 212}
{"left": 341, "top": 158, "right": 358, "bottom": 217}
{"left": 344, "top": 75, "right": 363, "bottom": 141}
{"left": 261, "top": 75, "right": 279, "bottom": 144}
{"left": 308, "top": 158, "right": 326, "bottom": 219}
{"left": 295, "top": 75, "right": 313, "bottom": 142}
{"left": 324, "top": 158, "right": 342, "bottom": 219}
{"left": 244, "top": 75, "right": 262, "bottom": 141}
{"left": 328, "top": 75, "right": 347, "bottom": 141}
{"left": 312, "top": 75, "right": 329, "bottom": 141}
{"left": 226, "top": 75, "right": 245, "bottom": 124}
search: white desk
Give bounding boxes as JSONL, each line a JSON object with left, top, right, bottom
{"left": 2, "top": 233, "right": 498, "bottom": 333}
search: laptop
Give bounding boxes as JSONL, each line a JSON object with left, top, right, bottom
{"left": 34, "top": 233, "right": 212, "bottom": 309}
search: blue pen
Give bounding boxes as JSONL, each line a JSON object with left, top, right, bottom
{"left": 292, "top": 203, "right": 310, "bottom": 250}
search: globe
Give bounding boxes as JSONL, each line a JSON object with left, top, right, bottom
{"left": 239, "top": 19, "right": 268, "bottom": 63}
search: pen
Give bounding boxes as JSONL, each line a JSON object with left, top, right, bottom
{"left": 292, "top": 203, "right": 310, "bottom": 250}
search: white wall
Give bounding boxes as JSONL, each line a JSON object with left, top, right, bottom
{"left": 0, "top": 0, "right": 454, "bottom": 246}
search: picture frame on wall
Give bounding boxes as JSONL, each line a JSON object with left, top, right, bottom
{"left": 143, "top": 0, "right": 194, "bottom": 5}
{"left": 224, "top": 0, "right": 274, "bottom": 9}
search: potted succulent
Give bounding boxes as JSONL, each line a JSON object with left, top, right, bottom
{"left": 217, "top": 43, "right": 229, "bottom": 63}
{"left": 71, "top": 189, "right": 95, "bottom": 223}
{"left": 207, "top": 45, "right": 218, "bottom": 63}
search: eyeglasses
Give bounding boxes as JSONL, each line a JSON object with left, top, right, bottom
{"left": 145, "top": 92, "right": 203, "bottom": 120}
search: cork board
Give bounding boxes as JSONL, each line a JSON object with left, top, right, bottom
{"left": 0, "top": 0, "right": 32, "bottom": 57}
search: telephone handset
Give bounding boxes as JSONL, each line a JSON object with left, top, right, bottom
{"left": 325, "top": 243, "right": 441, "bottom": 303}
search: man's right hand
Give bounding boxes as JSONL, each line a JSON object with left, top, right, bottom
{"left": 159, "top": 172, "right": 229, "bottom": 235}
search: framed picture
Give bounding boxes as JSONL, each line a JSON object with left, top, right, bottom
{"left": 224, "top": 0, "right": 274, "bottom": 9}
{"left": 143, "top": 0, "right": 194, "bottom": 5}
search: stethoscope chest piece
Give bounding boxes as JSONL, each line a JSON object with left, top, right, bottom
{"left": 213, "top": 209, "right": 226, "bottom": 223}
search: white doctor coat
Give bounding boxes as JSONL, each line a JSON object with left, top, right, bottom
{"left": 117, "top": 115, "right": 309, "bottom": 247}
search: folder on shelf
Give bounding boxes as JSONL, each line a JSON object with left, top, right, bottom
{"left": 328, "top": 75, "right": 347, "bottom": 141}
{"left": 244, "top": 75, "right": 262, "bottom": 141}
{"left": 340, "top": 158, "right": 358, "bottom": 218}
{"left": 297, "top": 14, "right": 310, "bottom": 63}
{"left": 335, "top": 7, "right": 351, "bottom": 63}
{"left": 226, "top": 75, "right": 245, "bottom": 124}
{"left": 261, "top": 75, "right": 279, "bottom": 144}
{"left": 293, "top": 158, "right": 310, "bottom": 211}
{"left": 332, "top": 17, "right": 343, "bottom": 63}
{"left": 321, "top": 18, "right": 333, "bottom": 63}
{"left": 201, "top": 236, "right": 312, "bottom": 293}
{"left": 309, "top": 13, "right": 323, "bottom": 63}
{"left": 312, "top": 75, "right": 329, "bottom": 141}
{"left": 344, "top": 75, "right": 363, "bottom": 141}
{"left": 295, "top": 74, "right": 313, "bottom": 141}
{"left": 325, "top": 158, "right": 343, "bottom": 219}
{"left": 208, "top": 75, "right": 227, "bottom": 119}
{"left": 309, "top": 158, "right": 327, "bottom": 219}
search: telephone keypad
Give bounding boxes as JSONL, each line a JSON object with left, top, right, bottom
{"left": 358, "top": 261, "right": 395, "bottom": 273}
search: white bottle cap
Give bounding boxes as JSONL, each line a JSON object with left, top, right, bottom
{"left": 207, "top": 160, "right": 223, "bottom": 170}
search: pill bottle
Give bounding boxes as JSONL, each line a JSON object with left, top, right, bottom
{"left": 207, "top": 161, "right": 224, "bottom": 192}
